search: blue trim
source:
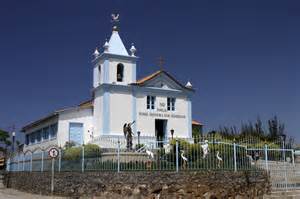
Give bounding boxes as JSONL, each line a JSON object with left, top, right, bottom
{"left": 187, "top": 98, "right": 192, "bottom": 138}
{"left": 102, "top": 90, "right": 110, "bottom": 134}
{"left": 96, "top": 52, "right": 138, "bottom": 62}
{"left": 103, "top": 59, "right": 109, "bottom": 83}
{"left": 132, "top": 63, "right": 136, "bottom": 83}
{"left": 132, "top": 89, "right": 137, "bottom": 134}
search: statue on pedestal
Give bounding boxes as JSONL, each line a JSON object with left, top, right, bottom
{"left": 123, "top": 121, "right": 135, "bottom": 151}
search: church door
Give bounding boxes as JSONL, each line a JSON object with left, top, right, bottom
{"left": 69, "top": 123, "right": 84, "bottom": 146}
{"left": 155, "top": 119, "right": 167, "bottom": 146}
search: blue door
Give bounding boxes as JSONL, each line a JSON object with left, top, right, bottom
{"left": 69, "top": 123, "right": 83, "bottom": 145}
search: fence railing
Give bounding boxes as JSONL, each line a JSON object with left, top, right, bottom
{"left": 8, "top": 137, "right": 291, "bottom": 173}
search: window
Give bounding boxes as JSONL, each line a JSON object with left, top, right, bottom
{"left": 69, "top": 123, "right": 84, "bottom": 145}
{"left": 25, "top": 134, "right": 29, "bottom": 145}
{"left": 42, "top": 127, "right": 49, "bottom": 140}
{"left": 147, "top": 96, "right": 156, "bottom": 110}
{"left": 30, "top": 133, "right": 35, "bottom": 144}
{"left": 117, "top": 63, "right": 124, "bottom": 82}
{"left": 50, "top": 123, "right": 58, "bottom": 139}
{"left": 36, "top": 130, "right": 42, "bottom": 142}
{"left": 167, "top": 97, "right": 176, "bottom": 111}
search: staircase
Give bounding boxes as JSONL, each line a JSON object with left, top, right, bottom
{"left": 264, "top": 190, "right": 300, "bottom": 198}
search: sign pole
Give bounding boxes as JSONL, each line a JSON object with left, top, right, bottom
{"left": 51, "top": 158, "right": 54, "bottom": 194}
{"left": 48, "top": 147, "right": 59, "bottom": 195}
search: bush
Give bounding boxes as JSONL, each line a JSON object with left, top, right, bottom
{"left": 84, "top": 144, "right": 101, "bottom": 158}
{"left": 62, "top": 144, "right": 101, "bottom": 160}
{"left": 63, "top": 147, "right": 82, "bottom": 160}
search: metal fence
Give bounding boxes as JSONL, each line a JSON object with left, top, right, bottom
{"left": 6, "top": 136, "right": 300, "bottom": 190}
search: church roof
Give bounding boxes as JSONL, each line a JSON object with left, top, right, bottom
{"left": 132, "top": 70, "right": 194, "bottom": 91}
{"left": 107, "top": 29, "right": 129, "bottom": 56}
{"left": 192, "top": 120, "right": 203, "bottom": 126}
{"left": 21, "top": 99, "right": 93, "bottom": 132}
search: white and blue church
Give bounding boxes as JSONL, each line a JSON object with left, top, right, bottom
{"left": 21, "top": 18, "right": 202, "bottom": 151}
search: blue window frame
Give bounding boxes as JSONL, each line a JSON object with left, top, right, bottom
{"left": 25, "top": 134, "right": 29, "bottom": 145}
{"left": 36, "top": 130, "right": 42, "bottom": 142}
{"left": 42, "top": 127, "right": 49, "bottom": 140}
{"left": 50, "top": 123, "right": 58, "bottom": 139}
{"left": 30, "top": 133, "right": 35, "bottom": 144}
{"left": 69, "top": 123, "right": 84, "bottom": 145}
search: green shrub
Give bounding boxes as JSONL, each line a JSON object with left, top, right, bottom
{"left": 84, "top": 144, "right": 101, "bottom": 158}
{"left": 63, "top": 147, "right": 82, "bottom": 160}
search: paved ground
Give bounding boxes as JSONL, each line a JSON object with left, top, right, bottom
{"left": 0, "top": 188, "right": 66, "bottom": 199}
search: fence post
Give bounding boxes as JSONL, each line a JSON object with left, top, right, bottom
{"left": 22, "top": 154, "right": 25, "bottom": 171}
{"left": 233, "top": 142, "right": 237, "bottom": 172}
{"left": 117, "top": 140, "right": 120, "bottom": 173}
{"left": 17, "top": 153, "right": 20, "bottom": 172}
{"left": 81, "top": 145, "right": 85, "bottom": 173}
{"left": 30, "top": 152, "right": 33, "bottom": 172}
{"left": 7, "top": 158, "right": 10, "bottom": 172}
{"left": 41, "top": 151, "right": 44, "bottom": 172}
{"left": 264, "top": 144, "right": 269, "bottom": 172}
{"left": 58, "top": 148, "right": 61, "bottom": 172}
{"left": 176, "top": 139, "right": 179, "bottom": 172}
{"left": 292, "top": 149, "right": 295, "bottom": 167}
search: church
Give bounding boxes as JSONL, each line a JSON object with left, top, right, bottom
{"left": 21, "top": 17, "right": 202, "bottom": 152}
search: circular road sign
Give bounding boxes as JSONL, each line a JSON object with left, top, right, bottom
{"left": 48, "top": 147, "right": 59, "bottom": 158}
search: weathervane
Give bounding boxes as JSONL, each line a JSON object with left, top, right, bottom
{"left": 111, "top": 13, "right": 120, "bottom": 30}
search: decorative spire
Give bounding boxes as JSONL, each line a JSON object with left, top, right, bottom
{"left": 185, "top": 81, "right": 193, "bottom": 88}
{"left": 103, "top": 39, "right": 109, "bottom": 53}
{"left": 93, "top": 48, "right": 100, "bottom": 57}
{"left": 130, "top": 43, "right": 137, "bottom": 56}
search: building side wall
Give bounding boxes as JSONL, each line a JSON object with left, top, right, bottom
{"left": 93, "top": 89, "right": 103, "bottom": 137}
{"left": 109, "top": 91, "right": 133, "bottom": 135}
{"left": 57, "top": 108, "right": 93, "bottom": 147}
{"left": 23, "top": 117, "right": 59, "bottom": 152}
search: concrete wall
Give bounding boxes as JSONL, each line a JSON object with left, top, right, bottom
{"left": 57, "top": 108, "right": 93, "bottom": 147}
{"left": 4, "top": 171, "right": 270, "bottom": 198}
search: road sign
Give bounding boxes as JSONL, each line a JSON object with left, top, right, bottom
{"left": 48, "top": 147, "right": 59, "bottom": 158}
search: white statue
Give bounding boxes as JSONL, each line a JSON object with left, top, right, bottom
{"left": 201, "top": 140, "right": 209, "bottom": 158}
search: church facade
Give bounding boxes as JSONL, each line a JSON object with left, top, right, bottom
{"left": 21, "top": 21, "right": 201, "bottom": 152}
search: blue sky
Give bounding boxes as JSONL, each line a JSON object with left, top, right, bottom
{"left": 0, "top": 0, "right": 299, "bottom": 141}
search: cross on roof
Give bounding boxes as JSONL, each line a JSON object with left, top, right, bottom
{"left": 157, "top": 56, "right": 165, "bottom": 70}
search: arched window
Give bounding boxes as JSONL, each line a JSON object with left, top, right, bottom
{"left": 117, "top": 63, "right": 124, "bottom": 82}
{"left": 98, "top": 65, "right": 101, "bottom": 83}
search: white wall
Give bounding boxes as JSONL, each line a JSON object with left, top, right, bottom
{"left": 93, "top": 60, "right": 104, "bottom": 88}
{"left": 93, "top": 89, "right": 103, "bottom": 136}
{"left": 108, "top": 59, "right": 135, "bottom": 85}
{"left": 57, "top": 108, "right": 93, "bottom": 147}
{"left": 135, "top": 93, "right": 190, "bottom": 138}
{"left": 109, "top": 91, "right": 133, "bottom": 135}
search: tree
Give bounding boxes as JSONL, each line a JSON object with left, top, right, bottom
{"left": 0, "top": 129, "right": 12, "bottom": 156}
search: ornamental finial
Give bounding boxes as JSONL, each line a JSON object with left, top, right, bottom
{"left": 130, "top": 43, "right": 137, "bottom": 56}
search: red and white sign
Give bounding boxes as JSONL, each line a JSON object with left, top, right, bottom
{"left": 48, "top": 147, "right": 59, "bottom": 158}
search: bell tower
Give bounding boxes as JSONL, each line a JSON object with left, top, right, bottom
{"left": 92, "top": 15, "right": 138, "bottom": 88}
